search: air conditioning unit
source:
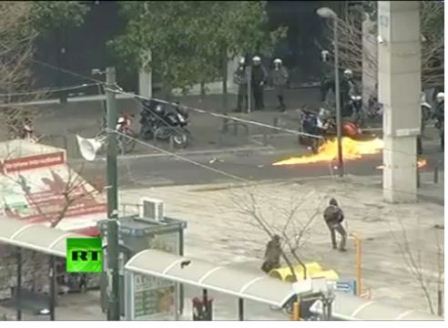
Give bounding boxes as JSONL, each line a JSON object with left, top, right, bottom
{"left": 139, "top": 197, "right": 164, "bottom": 221}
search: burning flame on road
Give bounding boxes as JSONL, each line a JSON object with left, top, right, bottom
{"left": 272, "top": 137, "right": 427, "bottom": 170}
{"left": 376, "top": 159, "right": 427, "bottom": 170}
{"left": 272, "top": 137, "right": 384, "bottom": 166}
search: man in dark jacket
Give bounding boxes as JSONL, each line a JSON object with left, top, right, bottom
{"left": 233, "top": 57, "right": 248, "bottom": 112}
{"left": 320, "top": 50, "right": 334, "bottom": 102}
{"left": 251, "top": 56, "right": 268, "bottom": 111}
{"left": 271, "top": 58, "right": 289, "bottom": 111}
{"left": 340, "top": 69, "right": 356, "bottom": 117}
{"left": 261, "top": 234, "right": 282, "bottom": 273}
{"left": 434, "top": 92, "right": 444, "bottom": 150}
{"left": 323, "top": 198, "right": 347, "bottom": 251}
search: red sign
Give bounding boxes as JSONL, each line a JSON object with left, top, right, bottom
{"left": 2, "top": 166, "right": 106, "bottom": 225}
{"left": 1, "top": 152, "right": 65, "bottom": 173}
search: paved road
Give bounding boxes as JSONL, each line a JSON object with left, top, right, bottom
{"left": 21, "top": 87, "right": 320, "bottom": 157}
{"left": 75, "top": 140, "right": 443, "bottom": 191}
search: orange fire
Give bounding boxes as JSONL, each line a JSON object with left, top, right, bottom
{"left": 272, "top": 137, "right": 384, "bottom": 166}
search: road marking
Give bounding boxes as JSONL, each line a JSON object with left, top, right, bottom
{"left": 91, "top": 145, "right": 275, "bottom": 161}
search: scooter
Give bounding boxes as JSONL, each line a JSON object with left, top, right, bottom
{"left": 298, "top": 108, "right": 363, "bottom": 154}
{"left": 140, "top": 99, "right": 190, "bottom": 148}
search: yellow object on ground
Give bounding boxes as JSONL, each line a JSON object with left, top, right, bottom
{"left": 269, "top": 262, "right": 339, "bottom": 282}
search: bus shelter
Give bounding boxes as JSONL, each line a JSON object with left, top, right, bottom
{"left": 124, "top": 249, "right": 298, "bottom": 320}
{"left": 0, "top": 217, "right": 88, "bottom": 320}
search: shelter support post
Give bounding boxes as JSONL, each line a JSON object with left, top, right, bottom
{"left": 16, "top": 247, "right": 22, "bottom": 321}
{"left": 238, "top": 298, "right": 244, "bottom": 321}
{"left": 49, "top": 256, "right": 56, "bottom": 321}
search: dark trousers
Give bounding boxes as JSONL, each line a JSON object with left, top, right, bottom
{"left": 417, "top": 136, "right": 423, "bottom": 155}
{"left": 275, "top": 85, "right": 286, "bottom": 110}
{"left": 326, "top": 222, "right": 347, "bottom": 250}
{"left": 253, "top": 84, "right": 264, "bottom": 110}
{"left": 236, "top": 85, "right": 248, "bottom": 111}
{"left": 321, "top": 79, "right": 334, "bottom": 102}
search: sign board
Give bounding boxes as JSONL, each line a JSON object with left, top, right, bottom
{"left": 336, "top": 280, "right": 357, "bottom": 295}
{"left": 0, "top": 151, "right": 65, "bottom": 174}
{"left": 0, "top": 164, "right": 106, "bottom": 223}
{"left": 125, "top": 231, "right": 180, "bottom": 320}
{"left": 132, "top": 274, "right": 175, "bottom": 320}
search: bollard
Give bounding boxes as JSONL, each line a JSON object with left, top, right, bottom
{"left": 434, "top": 164, "right": 439, "bottom": 184}
{"left": 273, "top": 117, "right": 279, "bottom": 134}
{"left": 263, "top": 133, "right": 269, "bottom": 146}
{"left": 169, "top": 136, "right": 174, "bottom": 150}
{"left": 417, "top": 167, "right": 421, "bottom": 189}
{"left": 222, "top": 116, "right": 229, "bottom": 134}
{"left": 233, "top": 121, "right": 238, "bottom": 136}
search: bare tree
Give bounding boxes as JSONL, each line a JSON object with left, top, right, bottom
{"left": 319, "top": 1, "right": 444, "bottom": 90}
{"left": 1, "top": 144, "right": 105, "bottom": 299}
{"left": 0, "top": 2, "right": 44, "bottom": 142}
{"left": 229, "top": 185, "right": 326, "bottom": 281}
{"left": 2, "top": 163, "right": 102, "bottom": 228}
{"left": 390, "top": 218, "right": 444, "bottom": 316}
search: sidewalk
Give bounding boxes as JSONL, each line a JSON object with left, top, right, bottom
{"left": 119, "top": 173, "right": 444, "bottom": 314}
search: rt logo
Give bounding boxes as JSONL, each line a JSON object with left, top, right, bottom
{"left": 66, "top": 237, "right": 103, "bottom": 273}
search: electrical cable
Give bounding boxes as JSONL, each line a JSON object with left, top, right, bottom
{"left": 0, "top": 83, "right": 100, "bottom": 97}
{"left": 30, "top": 59, "right": 435, "bottom": 162}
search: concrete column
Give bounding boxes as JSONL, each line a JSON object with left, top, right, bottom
{"left": 378, "top": 1, "right": 421, "bottom": 203}
{"left": 138, "top": 50, "right": 152, "bottom": 99}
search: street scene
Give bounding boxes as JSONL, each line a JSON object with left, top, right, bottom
{"left": 0, "top": 0, "right": 445, "bottom": 324}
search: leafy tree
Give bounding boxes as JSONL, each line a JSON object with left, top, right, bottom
{"left": 0, "top": 1, "right": 90, "bottom": 138}
{"left": 31, "top": 1, "right": 90, "bottom": 31}
{"left": 110, "top": 1, "right": 287, "bottom": 96}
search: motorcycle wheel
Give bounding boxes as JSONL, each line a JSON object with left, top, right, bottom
{"left": 171, "top": 130, "right": 190, "bottom": 149}
{"left": 154, "top": 126, "right": 171, "bottom": 141}
{"left": 140, "top": 127, "right": 154, "bottom": 140}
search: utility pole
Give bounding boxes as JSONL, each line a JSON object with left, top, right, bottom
{"left": 105, "top": 67, "right": 120, "bottom": 321}
{"left": 333, "top": 17, "right": 344, "bottom": 177}
{"left": 317, "top": 7, "right": 344, "bottom": 177}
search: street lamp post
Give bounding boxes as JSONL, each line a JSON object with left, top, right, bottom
{"left": 317, "top": 7, "right": 344, "bottom": 177}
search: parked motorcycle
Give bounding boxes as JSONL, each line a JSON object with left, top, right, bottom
{"left": 139, "top": 99, "right": 190, "bottom": 148}
{"left": 298, "top": 109, "right": 322, "bottom": 154}
{"left": 298, "top": 108, "right": 362, "bottom": 154}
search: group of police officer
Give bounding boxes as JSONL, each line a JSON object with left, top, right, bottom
{"left": 233, "top": 56, "right": 289, "bottom": 112}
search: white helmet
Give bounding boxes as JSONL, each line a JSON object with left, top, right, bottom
{"left": 344, "top": 69, "right": 353, "bottom": 77}
{"left": 436, "top": 92, "right": 444, "bottom": 103}
{"left": 239, "top": 57, "right": 245, "bottom": 65}
{"left": 252, "top": 56, "right": 261, "bottom": 63}
{"left": 273, "top": 58, "right": 282, "bottom": 65}
{"left": 321, "top": 50, "right": 330, "bottom": 61}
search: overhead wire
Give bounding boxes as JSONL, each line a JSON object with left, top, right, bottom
{"left": 30, "top": 58, "right": 434, "bottom": 168}
{"left": 0, "top": 83, "right": 100, "bottom": 97}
